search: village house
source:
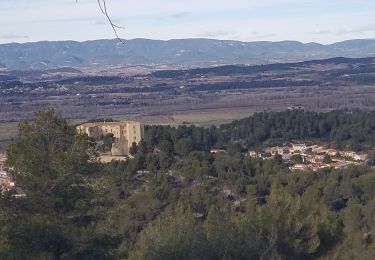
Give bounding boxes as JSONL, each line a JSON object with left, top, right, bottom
{"left": 305, "top": 155, "right": 325, "bottom": 164}
{"left": 291, "top": 143, "right": 307, "bottom": 153}
{"left": 325, "top": 149, "right": 338, "bottom": 156}
{"left": 266, "top": 146, "right": 290, "bottom": 156}
{"left": 354, "top": 154, "right": 368, "bottom": 161}
{"left": 211, "top": 149, "right": 226, "bottom": 154}
{"left": 307, "top": 145, "right": 319, "bottom": 150}
{"left": 282, "top": 153, "right": 292, "bottom": 161}
{"left": 247, "top": 151, "right": 258, "bottom": 157}
{"left": 311, "top": 146, "right": 325, "bottom": 154}
{"left": 290, "top": 164, "right": 308, "bottom": 171}
{"left": 343, "top": 151, "right": 357, "bottom": 158}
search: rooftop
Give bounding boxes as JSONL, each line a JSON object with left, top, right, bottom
{"left": 77, "top": 120, "right": 142, "bottom": 127}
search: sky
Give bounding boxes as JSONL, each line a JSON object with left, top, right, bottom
{"left": 0, "top": 0, "right": 375, "bottom": 44}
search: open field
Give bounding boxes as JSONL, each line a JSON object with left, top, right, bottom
{"left": 0, "top": 108, "right": 256, "bottom": 149}
{"left": 0, "top": 122, "right": 18, "bottom": 140}
{"left": 0, "top": 122, "right": 18, "bottom": 151}
{"left": 74, "top": 107, "right": 263, "bottom": 127}
{"left": 140, "top": 107, "right": 267, "bottom": 126}
{"left": 0, "top": 106, "right": 271, "bottom": 150}
{"left": 1, "top": 56, "right": 375, "bottom": 133}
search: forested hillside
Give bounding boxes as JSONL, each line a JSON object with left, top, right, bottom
{"left": 217, "top": 110, "right": 375, "bottom": 151}
{"left": 1, "top": 39, "right": 375, "bottom": 70}
{"left": 143, "top": 109, "right": 375, "bottom": 152}
{"left": 1, "top": 109, "right": 375, "bottom": 259}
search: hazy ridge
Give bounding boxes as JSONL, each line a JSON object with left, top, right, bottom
{"left": 1, "top": 38, "right": 375, "bottom": 70}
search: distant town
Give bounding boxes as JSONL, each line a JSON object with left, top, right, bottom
{"left": 1, "top": 140, "right": 371, "bottom": 193}
{"left": 0, "top": 126, "right": 372, "bottom": 194}
{"left": 247, "top": 143, "right": 368, "bottom": 171}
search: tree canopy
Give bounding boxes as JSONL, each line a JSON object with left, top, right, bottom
{"left": 1, "top": 108, "right": 375, "bottom": 259}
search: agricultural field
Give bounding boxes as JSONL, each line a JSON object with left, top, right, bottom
{"left": 0, "top": 122, "right": 18, "bottom": 151}
{"left": 1, "top": 57, "right": 375, "bottom": 124}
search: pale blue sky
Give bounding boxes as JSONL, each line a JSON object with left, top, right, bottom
{"left": 0, "top": 0, "right": 374, "bottom": 44}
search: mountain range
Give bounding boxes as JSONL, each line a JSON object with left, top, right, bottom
{"left": 1, "top": 38, "right": 375, "bottom": 70}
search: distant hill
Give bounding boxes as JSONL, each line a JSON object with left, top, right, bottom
{"left": 1, "top": 38, "right": 375, "bottom": 70}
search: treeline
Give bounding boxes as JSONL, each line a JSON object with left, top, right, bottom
{"left": 143, "top": 110, "right": 375, "bottom": 152}
{"left": 57, "top": 76, "right": 126, "bottom": 85}
{"left": 0, "top": 75, "right": 18, "bottom": 83}
{"left": 151, "top": 57, "right": 374, "bottom": 78}
{"left": 217, "top": 110, "right": 375, "bottom": 150}
{"left": 151, "top": 63, "right": 296, "bottom": 78}
{"left": 190, "top": 79, "right": 317, "bottom": 92}
{"left": 1, "top": 109, "right": 375, "bottom": 259}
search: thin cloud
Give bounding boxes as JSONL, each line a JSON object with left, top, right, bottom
{"left": 170, "top": 12, "right": 192, "bottom": 19}
{"left": 94, "top": 20, "right": 106, "bottom": 25}
{"left": 336, "top": 24, "right": 375, "bottom": 35}
{"left": 1, "top": 0, "right": 375, "bottom": 44}
{"left": 310, "top": 29, "right": 331, "bottom": 35}
{"left": 0, "top": 34, "right": 29, "bottom": 39}
{"left": 195, "top": 30, "right": 236, "bottom": 38}
{"left": 93, "top": 18, "right": 122, "bottom": 26}
{"left": 249, "top": 33, "right": 279, "bottom": 40}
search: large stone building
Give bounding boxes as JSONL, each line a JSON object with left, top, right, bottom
{"left": 76, "top": 121, "right": 144, "bottom": 156}
{"left": 0, "top": 153, "right": 7, "bottom": 177}
{"left": 0, "top": 153, "right": 14, "bottom": 192}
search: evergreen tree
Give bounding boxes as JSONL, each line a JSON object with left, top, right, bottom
{"left": 1, "top": 108, "right": 119, "bottom": 259}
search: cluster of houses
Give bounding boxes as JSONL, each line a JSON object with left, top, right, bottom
{"left": 0, "top": 153, "right": 14, "bottom": 192}
{"left": 248, "top": 143, "right": 368, "bottom": 171}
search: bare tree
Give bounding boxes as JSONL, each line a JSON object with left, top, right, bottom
{"left": 76, "top": 0, "right": 125, "bottom": 43}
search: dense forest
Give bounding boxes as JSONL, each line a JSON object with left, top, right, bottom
{"left": 216, "top": 110, "right": 375, "bottom": 151}
{"left": 191, "top": 80, "right": 318, "bottom": 92}
{"left": 1, "top": 109, "right": 375, "bottom": 259}
{"left": 142, "top": 109, "right": 375, "bottom": 153}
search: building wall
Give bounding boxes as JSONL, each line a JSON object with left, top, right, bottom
{"left": 0, "top": 153, "right": 6, "bottom": 176}
{"left": 127, "top": 122, "right": 144, "bottom": 146}
{"left": 76, "top": 121, "right": 144, "bottom": 156}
